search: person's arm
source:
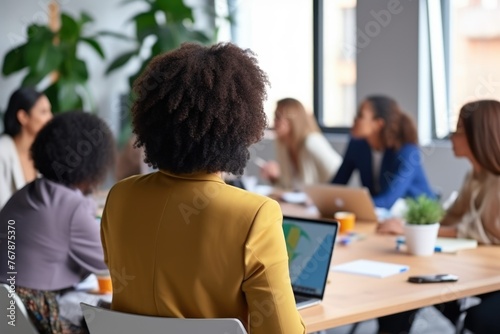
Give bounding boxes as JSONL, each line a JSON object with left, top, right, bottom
{"left": 440, "top": 173, "right": 470, "bottom": 226}
{"left": 305, "top": 133, "right": 342, "bottom": 183}
{"left": 242, "top": 200, "right": 306, "bottom": 334}
{"left": 438, "top": 225, "right": 458, "bottom": 238}
{"left": 260, "top": 161, "right": 280, "bottom": 185}
{"left": 373, "top": 145, "right": 425, "bottom": 209}
{"left": 455, "top": 181, "right": 500, "bottom": 244}
{"left": 69, "top": 198, "right": 108, "bottom": 276}
{"left": 376, "top": 217, "right": 405, "bottom": 235}
{"left": 331, "top": 139, "right": 356, "bottom": 184}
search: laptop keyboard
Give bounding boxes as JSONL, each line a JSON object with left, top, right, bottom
{"left": 295, "top": 295, "right": 311, "bottom": 304}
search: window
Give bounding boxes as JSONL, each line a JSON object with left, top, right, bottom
{"left": 447, "top": 0, "right": 500, "bottom": 131}
{"left": 226, "top": 0, "right": 313, "bottom": 126}
{"left": 224, "top": 0, "right": 357, "bottom": 129}
{"left": 318, "top": 0, "right": 357, "bottom": 128}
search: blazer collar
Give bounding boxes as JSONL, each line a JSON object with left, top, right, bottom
{"left": 159, "top": 170, "right": 225, "bottom": 183}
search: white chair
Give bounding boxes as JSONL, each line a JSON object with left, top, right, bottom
{"left": 0, "top": 284, "right": 38, "bottom": 334}
{"left": 81, "top": 303, "right": 247, "bottom": 334}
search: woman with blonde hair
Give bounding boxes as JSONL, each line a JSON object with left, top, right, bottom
{"left": 260, "top": 98, "right": 341, "bottom": 189}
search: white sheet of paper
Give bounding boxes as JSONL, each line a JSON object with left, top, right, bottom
{"left": 331, "top": 259, "right": 409, "bottom": 278}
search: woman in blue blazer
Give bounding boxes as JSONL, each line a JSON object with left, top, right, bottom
{"left": 331, "top": 95, "right": 435, "bottom": 209}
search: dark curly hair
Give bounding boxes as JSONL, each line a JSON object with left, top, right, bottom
{"left": 31, "top": 111, "right": 115, "bottom": 189}
{"left": 363, "top": 95, "right": 418, "bottom": 149}
{"left": 3, "top": 87, "right": 44, "bottom": 137}
{"left": 131, "top": 42, "right": 269, "bottom": 175}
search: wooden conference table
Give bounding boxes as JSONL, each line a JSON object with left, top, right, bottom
{"left": 278, "top": 202, "right": 500, "bottom": 333}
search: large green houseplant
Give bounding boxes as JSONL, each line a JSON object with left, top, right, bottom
{"left": 403, "top": 196, "right": 444, "bottom": 256}
{"left": 106, "top": 0, "right": 217, "bottom": 87}
{"left": 105, "top": 0, "right": 221, "bottom": 146}
{"left": 2, "top": 11, "right": 105, "bottom": 112}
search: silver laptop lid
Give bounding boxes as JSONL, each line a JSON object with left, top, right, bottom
{"left": 303, "top": 184, "right": 378, "bottom": 222}
{"left": 283, "top": 216, "right": 338, "bottom": 300}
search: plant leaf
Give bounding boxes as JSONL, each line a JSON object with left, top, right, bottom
{"left": 97, "top": 31, "right": 134, "bottom": 41}
{"left": 27, "top": 25, "right": 53, "bottom": 41}
{"left": 156, "top": 0, "right": 193, "bottom": 22}
{"left": 2, "top": 45, "right": 26, "bottom": 75}
{"left": 22, "top": 70, "right": 44, "bottom": 86}
{"left": 132, "top": 12, "right": 157, "bottom": 41}
{"left": 106, "top": 50, "right": 137, "bottom": 74}
{"left": 60, "top": 13, "right": 80, "bottom": 42}
{"left": 80, "top": 11, "right": 94, "bottom": 26}
{"left": 58, "top": 79, "right": 83, "bottom": 111}
{"left": 71, "top": 59, "right": 89, "bottom": 81}
{"left": 185, "top": 30, "right": 211, "bottom": 44}
{"left": 44, "top": 82, "right": 60, "bottom": 113}
{"left": 154, "top": 26, "right": 178, "bottom": 53}
{"left": 23, "top": 40, "right": 62, "bottom": 79}
{"left": 80, "top": 37, "right": 105, "bottom": 59}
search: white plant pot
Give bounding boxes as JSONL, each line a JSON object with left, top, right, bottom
{"left": 403, "top": 223, "right": 440, "bottom": 256}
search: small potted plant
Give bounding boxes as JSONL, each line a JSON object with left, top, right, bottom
{"left": 403, "top": 195, "right": 444, "bottom": 256}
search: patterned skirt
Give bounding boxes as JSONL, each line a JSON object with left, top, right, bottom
{"left": 16, "top": 287, "right": 88, "bottom": 334}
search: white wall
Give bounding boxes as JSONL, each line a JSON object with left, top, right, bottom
{"left": 356, "top": 0, "right": 419, "bottom": 118}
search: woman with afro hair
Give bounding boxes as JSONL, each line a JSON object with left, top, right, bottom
{"left": 0, "top": 111, "right": 115, "bottom": 333}
{"left": 101, "top": 42, "right": 306, "bottom": 334}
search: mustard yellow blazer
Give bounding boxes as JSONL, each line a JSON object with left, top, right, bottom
{"left": 101, "top": 171, "right": 305, "bottom": 334}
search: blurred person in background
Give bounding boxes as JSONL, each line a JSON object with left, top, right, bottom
{"left": 377, "top": 99, "right": 500, "bottom": 334}
{"left": 0, "top": 87, "right": 52, "bottom": 208}
{"left": 331, "top": 95, "right": 435, "bottom": 210}
{"left": 0, "top": 111, "right": 115, "bottom": 334}
{"left": 260, "top": 97, "right": 342, "bottom": 190}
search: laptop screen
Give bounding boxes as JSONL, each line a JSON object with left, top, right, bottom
{"left": 282, "top": 216, "right": 338, "bottom": 298}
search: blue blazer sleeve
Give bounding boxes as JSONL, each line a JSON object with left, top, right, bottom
{"left": 373, "top": 144, "right": 434, "bottom": 209}
{"left": 331, "top": 138, "right": 356, "bottom": 184}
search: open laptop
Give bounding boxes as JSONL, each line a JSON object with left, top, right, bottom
{"left": 282, "top": 216, "right": 338, "bottom": 310}
{"left": 303, "top": 184, "right": 378, "bottom": 222}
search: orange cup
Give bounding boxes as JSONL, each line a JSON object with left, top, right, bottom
{"left": 335, "top": 211, "right": 356, "bottom": 234}
{"left": 96, "top": 270, "right": 112, "bottom": 294}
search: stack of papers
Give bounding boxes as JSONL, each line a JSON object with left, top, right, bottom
{"left": 331, "top": 259, "right": 409, "bottom": 278}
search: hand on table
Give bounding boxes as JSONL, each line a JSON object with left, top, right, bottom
{"left": 376, "top": 217, "right": 405, "bottom": 235}
{"left": 260, "top": 161, "right": 280, "bottom": 184}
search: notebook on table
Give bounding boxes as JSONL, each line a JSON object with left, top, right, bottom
{"left": 396, "top": 237, "right": 478, "bottom": 253}
{"left": 282, "top": 216, "right": 339, "bottom": 310}
{"left": 303, "top": 184, "right": 378, "bottom": 222}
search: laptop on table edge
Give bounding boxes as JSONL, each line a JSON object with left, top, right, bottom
{"left": 282, "top": 215, "right": 338, "bottom": 310}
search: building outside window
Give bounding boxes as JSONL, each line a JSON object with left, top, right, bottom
{"left": 447, "top": 0, "right": 500, "bottom": 131}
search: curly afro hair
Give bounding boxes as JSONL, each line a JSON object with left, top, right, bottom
{"left": 31, "top": 111, "right": 115, "bottom": 188}
{"left": 131, "top": 42, "right": 270, "bottom": 175}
